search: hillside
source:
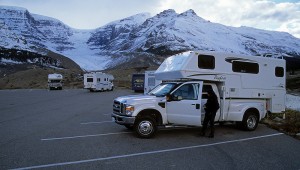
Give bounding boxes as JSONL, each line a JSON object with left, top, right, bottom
{"left": 0, "top": 47, "right": 83, "bottom": 89}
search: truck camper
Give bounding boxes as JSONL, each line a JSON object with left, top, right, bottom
{"left": 84, "top": 72, "right": 114, "bottom": 92}
{"left": 48, "top": 73, "right": 63, "bottom": 90}
{"left": 112, "top": 51, "right": 286, "bottom": 138}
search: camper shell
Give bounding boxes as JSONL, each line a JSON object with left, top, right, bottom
{"left": 155, "top": 51, "right": 286, "bottom": 113}
{"left": 112, "top": 51, "right": 286, "bottom": 138}
{"left": 48, "top": 73, "right": 63, "bottom": 90}
{"left": 84, "top": 72, "right": 114, "bottom": 92}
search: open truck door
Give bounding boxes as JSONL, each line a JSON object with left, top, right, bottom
{"left": 166, "top": 82, "right": 203, "bottom": 126}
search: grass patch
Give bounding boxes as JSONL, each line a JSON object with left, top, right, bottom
{"left": 262, "top": 109, "right": 300, "bottom": 139}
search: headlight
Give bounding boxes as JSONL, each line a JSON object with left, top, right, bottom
{"left": 125, "top": 105, "right": 134, "bottom": 115}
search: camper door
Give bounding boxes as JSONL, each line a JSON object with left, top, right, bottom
{"left": 166, "top": 82, "right": 203, "bottom": 126}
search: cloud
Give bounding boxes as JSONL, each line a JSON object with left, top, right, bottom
{"left": 0, "top": 0, "right": 161, "bottom": 28}
{"left": 157, "top": 0, "right": 300, "bottom": 38}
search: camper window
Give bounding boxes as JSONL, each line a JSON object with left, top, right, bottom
{"left": 275, "top": 67, "right": 284, "bottom": 77}
{"left": 232, "top": 61, "right": 259, "bottom": 74}
{"left": 97, "top": 78, "right": 101, "bottom": 82}
{"left": 198, "top": 55, "right": 215, "bottom": 69}
{"left": 87, "top": 78, "right": 93, "bottom": 82}
{"left": 148, "top": 77, "right": 155, "bottom": 86}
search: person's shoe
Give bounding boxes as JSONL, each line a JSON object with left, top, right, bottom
{"left": 208, "top": 134, "right": 214, "bottom": 138}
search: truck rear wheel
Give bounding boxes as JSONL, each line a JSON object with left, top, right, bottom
{"left": 134, "top": 117, "right": 157, "bottom": 138}
{"left": 242, "top": 111, "right": 258, "bottom": 131}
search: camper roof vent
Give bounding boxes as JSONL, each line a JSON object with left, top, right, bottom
{"left": 262, "top": 53, "right": 283, "bottom": 59}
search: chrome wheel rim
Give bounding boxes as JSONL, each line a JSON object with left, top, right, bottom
{"left": 138, "top": 120, "right": 153, "bottom": 136}
{"left": 247, "top": 115, "right": 257, "bottom": 129}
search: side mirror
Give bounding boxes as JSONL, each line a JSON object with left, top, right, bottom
{"left": 166, "top": 93, "right": 172, "bottom": 102}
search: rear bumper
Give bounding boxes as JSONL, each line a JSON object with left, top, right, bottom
{"left": 112, "top": 113, "right": 135, "bottom": 125}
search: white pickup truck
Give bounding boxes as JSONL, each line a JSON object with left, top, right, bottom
{"left": 112, "top": 51, "right": 286, "bottom": 138}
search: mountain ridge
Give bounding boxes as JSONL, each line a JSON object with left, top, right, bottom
{"left": 1, "top": 6, "right": 300, "bottom": 71}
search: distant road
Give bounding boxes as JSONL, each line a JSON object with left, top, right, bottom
{"left": 0, "top": 89, "right": 300, "bottom": 170}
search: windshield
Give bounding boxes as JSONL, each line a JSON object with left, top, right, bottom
{"left": 148, "top": 83, "right": 179, "bottom": 97}
{"left": 50, "top": 80, "right": 61, "bottom": 83}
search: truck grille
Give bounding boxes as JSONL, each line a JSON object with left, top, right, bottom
{"left": 113, "top": 100, "right": 125, "bottom": 115}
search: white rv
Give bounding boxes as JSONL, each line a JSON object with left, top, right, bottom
{"left": 48, "top": 73, "right": 63, "bottom": 90}
{"left": 112, "top": 51, "right": 286, "bottom": 138}
{"left": 84, "top": 72, "right": 114, "bottom": 92}
{"left": 144, "top": 70, "right": 162, "bottom": 95}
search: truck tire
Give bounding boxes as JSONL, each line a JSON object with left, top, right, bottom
{"left": 242, "top": 111, "right": 258, "bottom": 131}
{"left": 134, "top": 117, "right": 157, "bottom": 138}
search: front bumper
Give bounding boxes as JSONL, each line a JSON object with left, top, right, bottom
{"left": 112, "top": 113, "right": 136, "bottom": 125}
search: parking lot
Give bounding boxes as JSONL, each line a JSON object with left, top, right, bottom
{"left": 1, "top": 89, "right": 300, "bottom": 170}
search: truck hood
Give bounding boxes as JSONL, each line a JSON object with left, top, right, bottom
{"left": 114, "top": 95, "right": 164, "bottom": 105}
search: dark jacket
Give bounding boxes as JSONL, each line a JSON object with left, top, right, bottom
{"left": 205, "top": 91, "right": 219, "bottom": 113}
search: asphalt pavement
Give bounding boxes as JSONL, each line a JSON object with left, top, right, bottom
{"left": 0, "top": 89, "right": 299, "bottom": 170}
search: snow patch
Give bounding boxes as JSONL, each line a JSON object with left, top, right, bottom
{"left": 286, "top": 94, "right": 300, "bottom": 111}
{"left": 0, "top": 58, "right": 23, "bottom": 64}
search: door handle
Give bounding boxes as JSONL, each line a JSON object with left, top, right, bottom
{"left": 192, "top": 104, "right": 200, "bottom": 109}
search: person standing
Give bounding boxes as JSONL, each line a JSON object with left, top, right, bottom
{"left": 200, "top": 89, "right": 220, "bottom": 138}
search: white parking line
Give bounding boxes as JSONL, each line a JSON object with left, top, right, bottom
{"left": 17, "top": 133, "right": 283, "bottom": 170}
{"left": 80, "top": 121, "right": 113, "bottom": 125}
{"left": 41, "top": 132, "right": 132, "bottom": 141}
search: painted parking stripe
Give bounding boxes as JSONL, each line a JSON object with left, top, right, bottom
{"left": 41, "top": 132, "right": 132, "bottom": 141}
{"left": 17, "top": 133, "right": 283, "bottom": 170}
{"left": 80, "top": 121, "right": 113, "bottom": 125}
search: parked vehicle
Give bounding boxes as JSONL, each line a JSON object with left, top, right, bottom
{"left": 112, "top": 51, "right": 286, "bottom": 138}
{"left": 131, "top": 73, "right": 145, "bottom": 92}
{"left": 144, "top": 70, "right": 162, "bottom": 95}
{"left": 84, "top": 72, "right": 114, "bottom": 92}
{"left": 48, "top": 73, "right": 63, "bottom": 90}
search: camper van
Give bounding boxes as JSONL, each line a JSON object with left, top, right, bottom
{"left": 48, "top": 73, "right": 63, "bottom": 90}
{"left": 84, "top": 72, "right": 114, "bottom": 92}
{"left": 131, "top": 73, "right": 145, "bottom": 92}
{"left": 112, "top": 51, "right": 286, "bottom": 138}
{"left": 144, "top": 70, "right": 162, "bottom": 95}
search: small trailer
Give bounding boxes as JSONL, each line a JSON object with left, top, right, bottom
{"left": 84, "top": 72, "right": 114, "bottom": 92}
{"left": 112, "top": 51, "right": 286, "bottom": 138}
{"left": 144, "top": 70, "right": 162, "bottom": 95}
{"left": 48, "top": 73, "right": 63, "bottom": 90}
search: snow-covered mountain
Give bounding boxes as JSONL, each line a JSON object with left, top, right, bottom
{"left": 1, "top": 6, "right": 300, "bottom": 70}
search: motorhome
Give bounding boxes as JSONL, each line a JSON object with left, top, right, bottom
{"left": 112, "top": 51, "right": 286, "bottom": 138}
{"left": 131, "top": 73, "right": 145, "bottom": 92}
{"left": 48, "top": 73, "right": 63, "bottom": 90}
{"left": 144, "top": 70, "right": 162, "bottom": 95}
{"left": 84, "top": 72, "right": 114, "bottom": 92}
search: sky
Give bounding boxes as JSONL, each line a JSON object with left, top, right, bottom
{"left": 0, "top": 0, "right": 299, "bottom": 38}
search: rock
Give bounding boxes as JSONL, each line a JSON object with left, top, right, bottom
{"left": 273, "top": 117, "right": 283, "bottom": 122}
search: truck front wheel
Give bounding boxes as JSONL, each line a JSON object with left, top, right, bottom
{"left": 242, "top": 111, "right": 258, "bottom": 131}
{"left": 134, "top": 117, "right": 157, "bottom": 138}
